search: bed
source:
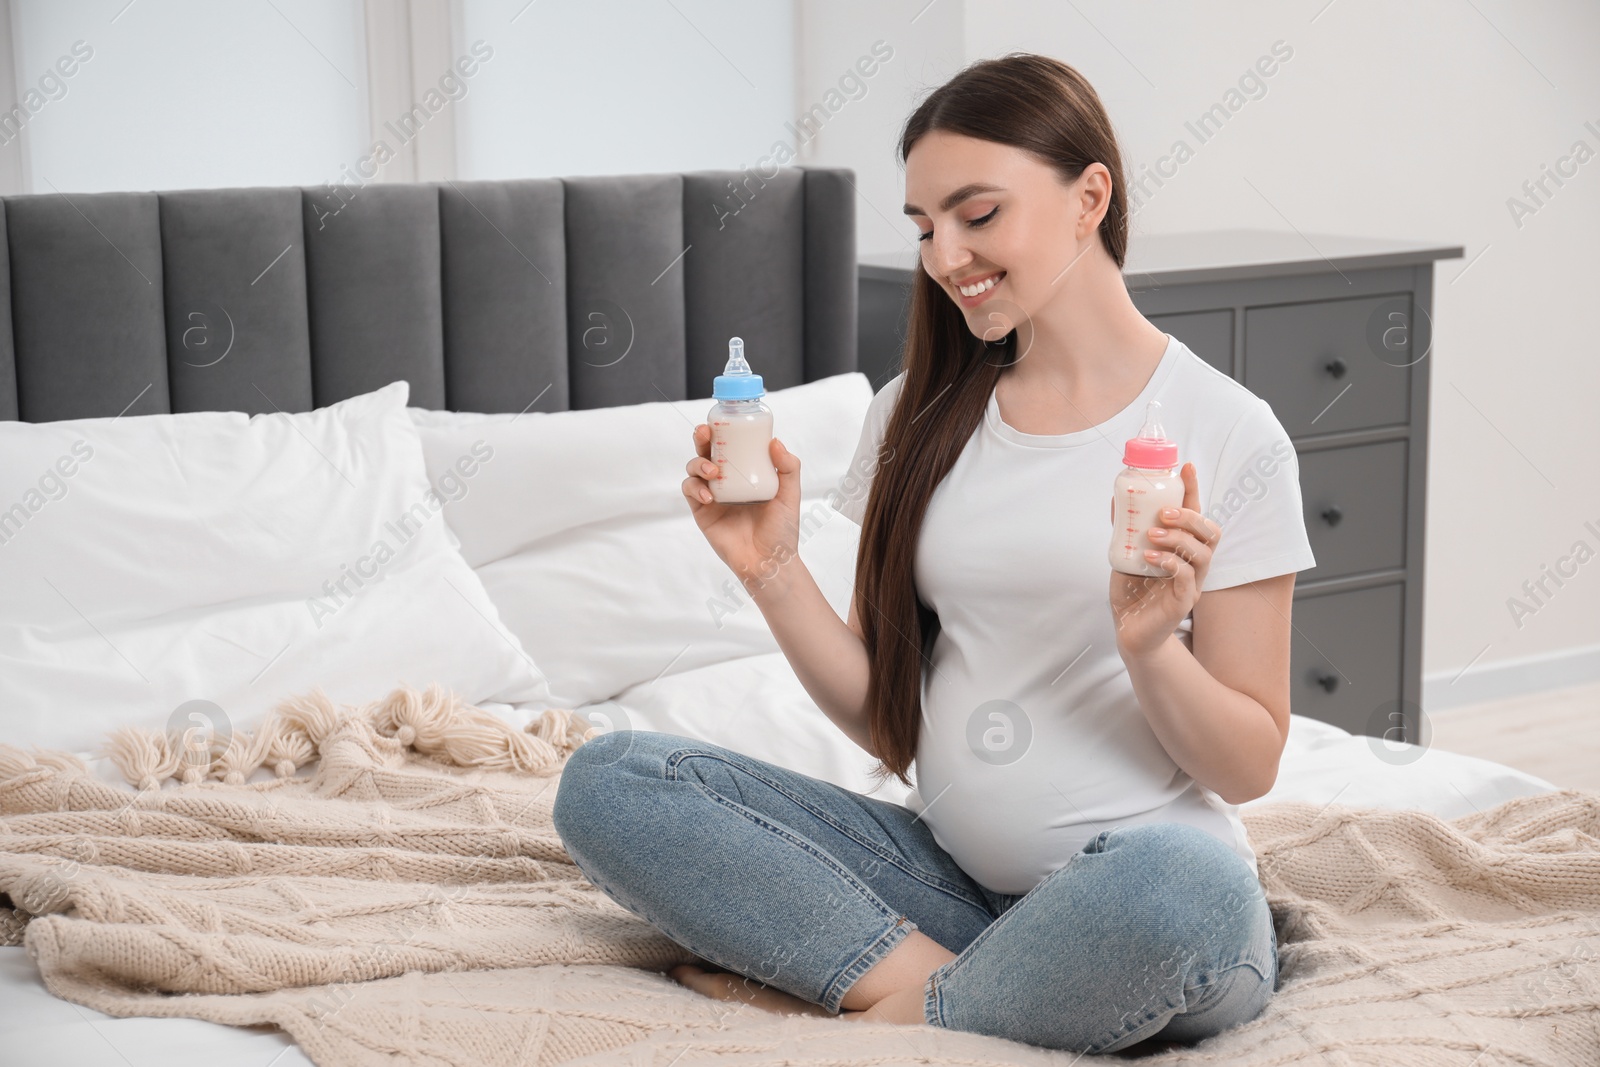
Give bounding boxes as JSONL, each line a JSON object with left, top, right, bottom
{"left": 0, "top": 170, "right": 1594, "bottom": 1067}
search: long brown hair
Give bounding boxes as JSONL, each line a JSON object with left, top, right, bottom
{"left": 858, "top": 52, "right": 1131, "bottom": 789}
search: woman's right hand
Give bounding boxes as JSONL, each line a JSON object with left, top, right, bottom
{"left": 682, "top": 424, "right": 802, "bottom": 590}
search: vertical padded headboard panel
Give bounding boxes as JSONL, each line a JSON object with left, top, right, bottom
{"left": 8, "top": 191, "right": 168, "bottom": 421}
{"left": 0, "top": 202, "right": 14, "bottom": 421}
{"left": 682, "top": 168, "right": 804, "bottom": 399}
{"left": 563, "top": 175, "right": 686, "bottom": 409}
{"left": 439, "top": 178, "right": 568, "bottom": 414}
{"left": 301, "top": 183, "right": 446, "bottom": 409}
{"left": 159, "top": 187, "right": 313, "bottom": 414}
{"left": 802, "top": 168, "right": 857, "bottom": 383}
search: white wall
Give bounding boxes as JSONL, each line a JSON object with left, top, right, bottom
{"left": 454, "top": 0, "right": 795, "bottom": 179}
{"left": 801, "top": 0, "right": 1600, "bottom": 711}
{"left": 796, "top": 0, "right": 963, "bottom": 256}
{"left": 8, "top": 0, "right": 368, "bottom": 193}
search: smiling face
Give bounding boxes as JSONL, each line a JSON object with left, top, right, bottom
{"left": 903, "top": 129, "right": 1102, "bottom": 336}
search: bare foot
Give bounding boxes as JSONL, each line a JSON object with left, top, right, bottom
{"left": 839, "top": 983, "right": 928, "bottom": 1025}
{"left": 668, "top": 963, "right": 835, "bottom": 1019}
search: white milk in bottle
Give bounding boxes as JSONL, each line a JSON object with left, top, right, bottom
{"left": 1109, "top": 399, "right": 1185, "bottom": 577}
{"left": 707, "top": 337, "right": 779, "bottom": 504}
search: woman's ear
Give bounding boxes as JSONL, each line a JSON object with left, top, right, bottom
{"left": 1075, "top": 163, "right": 1113, "bottom": 232}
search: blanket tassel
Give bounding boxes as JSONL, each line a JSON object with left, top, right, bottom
{"left": 83, "top": 684, "right": 598, "bottom": 791}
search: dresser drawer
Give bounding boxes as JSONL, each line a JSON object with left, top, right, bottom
{"left": 1289, "top": 583, "right": 1405, "bottom": 738}
{"left": 1297, "top": 440, "right": 1407, "bottom": 581}
{"left": 1244, "top": 295, "right": 1413, "bottom": 436}
{"left": 1148, "top": 309, "right": 1233, "bottom": 376}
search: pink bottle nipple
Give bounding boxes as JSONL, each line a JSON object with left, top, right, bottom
{"left": 1123, "top": 400, "right": 1178, "bottom": 468}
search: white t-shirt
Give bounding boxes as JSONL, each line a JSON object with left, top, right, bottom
{"left": 831, "top": 332, "right": 1316, "bottom": 895}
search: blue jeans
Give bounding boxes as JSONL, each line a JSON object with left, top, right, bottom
{"left": 551, "top": 729, "right": 1278, "bottom": 1055}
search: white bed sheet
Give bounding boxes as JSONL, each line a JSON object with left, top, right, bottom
{"left": 0, "top": 946, "right": 313, "bottom": 1067}
{"left": 583, "top": 651, "right": 1562, "bottom": 817}
{"left": 0, "top": 652, "right": 1559, "bottom": 1066}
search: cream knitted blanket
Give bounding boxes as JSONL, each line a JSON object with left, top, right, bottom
{"left": 1, "top": 685, "right": 1597, "bottom": 1067}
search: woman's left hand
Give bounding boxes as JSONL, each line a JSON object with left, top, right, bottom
{"left": 1108, "top": 462, "right": 1222, "bottom": 659}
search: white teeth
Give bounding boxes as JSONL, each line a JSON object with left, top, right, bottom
{"left": 958, "top": 274, "right": 1001, "bottom": 297}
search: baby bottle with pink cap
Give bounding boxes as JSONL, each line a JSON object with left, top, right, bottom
{"left": 1109, "top": 399, "right": 1185, "bottom": 577}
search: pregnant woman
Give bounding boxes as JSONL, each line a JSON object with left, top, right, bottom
{"left": 553, "top": 52, "right": 1314, "bottom": 1055}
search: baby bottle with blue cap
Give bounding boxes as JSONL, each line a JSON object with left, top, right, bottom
{"left": 707, "top": 336, "right": 779, "bottom": 503}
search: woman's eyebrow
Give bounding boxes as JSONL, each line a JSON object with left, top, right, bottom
{"left": 903, "top": 182, "right": 1006, "bottom": 216}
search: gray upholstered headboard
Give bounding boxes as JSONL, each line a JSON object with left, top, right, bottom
{"left": 0, "top": 167, "right": 857, "bottom": 422}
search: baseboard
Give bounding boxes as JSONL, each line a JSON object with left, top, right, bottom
{"left": 1424, "top": 641, "right": 1600, "bottom": 713}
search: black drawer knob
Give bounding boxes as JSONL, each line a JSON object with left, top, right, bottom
{"left": 1324, "top": 357, "right": 1348, "bottom": 379}
{"left": 1313, "top": 672, "right": 1339, "bottom": 693}
{"left": 1321, "top": 505, "right": 1344, "bottom": 527}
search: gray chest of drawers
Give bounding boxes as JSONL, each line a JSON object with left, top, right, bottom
{"left": 858, "top": 229, "right": 1464, "bottom": 745}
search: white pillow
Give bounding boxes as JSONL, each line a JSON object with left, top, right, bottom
{"left": 476, "top": 500, "right": 859, "bottom": 707}
{"left": 1244, "top": 713, "right": 1559, "bottom": 817}
{"left": 408, "top": 372, "right": 873, "bottom": 569}
{"left": 0, "top": 381, "right": 550, "bottom": 752}
{"left": 409, "top": 373, "right": 873, "bottom": 707}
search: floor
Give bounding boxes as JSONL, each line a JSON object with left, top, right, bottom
{"left": 1426, "top": 679, "right": 1600, "bottom": 792}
